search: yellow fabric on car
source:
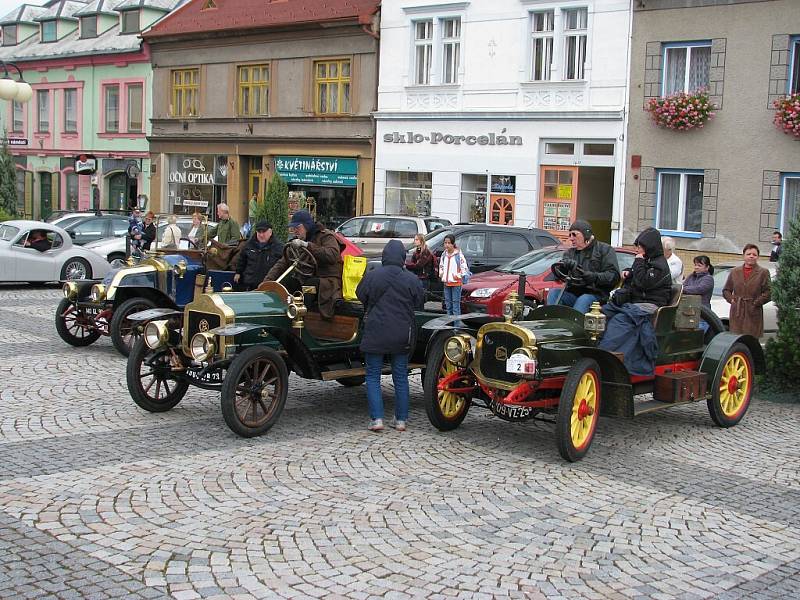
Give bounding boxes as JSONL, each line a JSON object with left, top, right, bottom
{"left": 342, "top": 255, "right": 368, "bottom": 301}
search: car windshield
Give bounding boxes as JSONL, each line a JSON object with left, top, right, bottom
{"left": 496, "top": 247, "right": 564, "bottom": 275}
{"left": 0, "top": 224, "right": 20, "bottom": 241}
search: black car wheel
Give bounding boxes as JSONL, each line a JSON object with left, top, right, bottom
{"left": 60, "top": 258, "right": 92, "bottom": 281}
{"left": 423, "top": 335, "right": 472, "bottom": 431}
{"left": 54, "top": 297, "right": 102, "bottom": 347}
{"left": 221, "top": 346, "right": 288, "bottom": 438}
{"left": 556, "top": 358, "right": 601, "bottom": 462}
{"left": 110, "top": 297, "right": 157, "bottom": 357}
{"left": 126, "top": 338, "right": 189, "bottom": 412}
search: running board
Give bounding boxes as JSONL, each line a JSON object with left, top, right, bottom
{"left": 634, "top": 396, "right": 708, "bottom": 416}
{"left": 321, "top": 362, "right": 426, "bottom": 381}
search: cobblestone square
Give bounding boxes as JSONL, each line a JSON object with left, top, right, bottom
{"left": 1, "top": 285, "right": 798, "bottom": 599}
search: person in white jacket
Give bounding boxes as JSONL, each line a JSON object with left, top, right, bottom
{"left": 662, "top": 236, "right": 684, "bottom": 284}
{"left": 438, "top": 234, "right": 469, "bottom": 318}
{"left": 161, "top": 214, "right": 183, "bottom": 249}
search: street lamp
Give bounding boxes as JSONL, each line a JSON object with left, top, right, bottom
{"left": 0, "top": 61, "right": 32, "bottom": 103}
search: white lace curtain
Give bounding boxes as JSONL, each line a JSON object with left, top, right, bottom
{"left": 664, "top": 46, "right": 711, "bottom": 95}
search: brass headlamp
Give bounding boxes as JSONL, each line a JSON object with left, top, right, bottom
{"left": 502, "top": 291, "right": 523, "bottom": 323}
{"left": 286, "top": 291, "right": 307, "bottom": 330}
{"left": 584, "top": 302, "right": 606, "bottom": 341}
{"left": 62, "top": 282, "right": 78, "bottom": 300}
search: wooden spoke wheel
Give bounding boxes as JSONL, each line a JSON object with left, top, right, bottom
{"left": 54, "top": 297, "right": 101, "bottom": 347}
{"left": 110, "top": 297, "right": 157, "bottom": 357}
{"left": 126, "top": 338, "right": 189, "bottom": 412}
{"left": 707, "top": 343, "right": 753, "bottom": 427}
{"left": 424, "top": 335, "right": 472, "bottom": 431}
{"left": 221, "top": 346, "right": 288, "bottom": 437}
{"left": 556, "top": 358, "right": 601, "bottom": 462}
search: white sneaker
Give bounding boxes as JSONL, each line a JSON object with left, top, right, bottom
{"left": 368, "top": 419, "right": 384, "bottom": 432}
{"left": 393, "top": 420, "right": 407, "bottom": 432}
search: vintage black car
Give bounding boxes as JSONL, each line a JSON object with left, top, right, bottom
{"left": 422, "top": 278, "right": 763, "bottom": 462}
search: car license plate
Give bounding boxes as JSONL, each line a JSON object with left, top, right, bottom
{"left": 506, "top": 354, "right": 536, "bottom": 374}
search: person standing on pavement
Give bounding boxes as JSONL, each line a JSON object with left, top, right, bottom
{"left": 207, "top": 203, "right": 241, "bottom": 244}
{"left": 439, "top": 234, "right": 468, "bottom": 318}
{"left": 770, "top": 231, "right": 782, "bottom": 262}
{"left": 234, "top": 221, "right": 283, "bottom": 291}
{"left": 356, "top": 239, "right": 424, "bottom": 432}
{"left": 406, "top": 233, "right": 434, "bottom": 294}
{"left": 722, "top": 243, "right": 771, "bottom": 338}
{"left": 662, "top": 236, "right": 684, "bottom": 284}
{"left": 161, "top": 214, "right": 182, "bottom": 249}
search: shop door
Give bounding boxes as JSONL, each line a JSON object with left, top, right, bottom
{"left": 539, "top": 166, "right": 579, "bottom": 240}
{"left": 107, "top": 173, "right": 128, "bottom": 211}
{"left": 39, "top": 173, "right": 53, "bottom": 221}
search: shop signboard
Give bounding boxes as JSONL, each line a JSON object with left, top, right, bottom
{"left": 275, "top": 156, "right": 358, "bottom": 187}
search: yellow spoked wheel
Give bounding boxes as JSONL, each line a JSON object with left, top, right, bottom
{"left": 557, "top": 358, "right": 601, "bottom": 462}
{"left": 708, "top": 344, "right": 753, "bottom": 427}
{"left": 424, "top": 336, "right": 472, "bottom": 431}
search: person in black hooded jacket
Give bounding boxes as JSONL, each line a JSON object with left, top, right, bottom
{"left": 356, "top": 239, "right": 424, "bottom": 433}
{"left": 234, "top": 221, "right": 283, "bottom": 291}
{"left": 617, "top": 226, "right": 673, "bottom": 308}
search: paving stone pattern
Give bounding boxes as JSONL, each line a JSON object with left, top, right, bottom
{"left": 1, "top": 284, "right": 799, "bottom": 599}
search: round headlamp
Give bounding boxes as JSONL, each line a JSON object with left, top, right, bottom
{"left": 62, "top": 282, "right": 78, "bottom": 300}
{"left": 286, "top": 304, "right": 299, "bottom": 319}
{"left": 444, "top": 335, "right": 471, "bottom": 364}
{"left": 144, "top": 320, "right": 169, "bottom": 350}
{"left": 511, "top": 346, "right": 536, "bottom": 360}
{"left": 173, "top": 260, "right": 187, "bottom": 279}
{"left": 190, "top": 332, "right": 216, "bottom": 362}
{"left": 90, "top": 284, "right": 106, "bottom": 302}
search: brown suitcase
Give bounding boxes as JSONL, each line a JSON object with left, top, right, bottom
{"left": 653, "top": 370, "right": 707, "bottom": 403}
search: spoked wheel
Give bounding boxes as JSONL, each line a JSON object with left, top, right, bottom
{"left": 54, "top": 298, "right": 102, "bottom": 347}
{"left": 556, "top": 358, "right": 601, "bottom": 462}
{"left": 60, "top": 258, "right": 91, "bottom": 281}
{"left": 126, "top": 338, "right": 189, "bottom": 412}
{"left": 110, "top": 297, "right": 157, "bottom": 357}
{"left": 221, "top": 346, "right": 288, "bottom": 437}
{"left": 707, "top": 343, "right": 753, "bottom": 427}
{"left": 424, "top": 335, "right": 472, "bottom": 431}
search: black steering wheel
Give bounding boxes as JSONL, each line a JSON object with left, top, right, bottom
{"left": 284, "top": 243, "right": 317, "bottom": 278}
{"left": 179, "top": 237, "right": 198, "bottom": 249}
{"left": 551, "top": 262, "right": 584, "bottom": 284}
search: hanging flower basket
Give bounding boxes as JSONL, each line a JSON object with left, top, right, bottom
{"left": 773, "top": 93, "right": 800, "bottom": 138}
{"left": 646, "top": 90, "right": 715, "bottom": 131}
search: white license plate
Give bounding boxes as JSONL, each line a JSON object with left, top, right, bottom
{"left": 506, "top": 355, "right": 536, "bottom": 374}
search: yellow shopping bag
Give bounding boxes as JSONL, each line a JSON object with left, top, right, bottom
{"left": 342, "top": 254, "right": 368, "bottom": 301}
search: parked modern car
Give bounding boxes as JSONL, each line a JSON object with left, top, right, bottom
{"left": 461, "top": 245, "right": 637, "bottom": 315}
{"left": 710, "top": 263, "right": 778, "bottom": 336}
{"left": 48, "top": 209, "right": 130, "bottom": 227}
{"left": 0, "top": 220, "right": 111, "bottom": 282}
{"left": 336, "top": 214, "right": 452, "bottom": 254}
{"left": 57, "top": 214, "right": 134, "bottom": 246}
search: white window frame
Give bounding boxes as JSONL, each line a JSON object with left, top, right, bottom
{"left": 413, "top": 19, "right": 433, "bottom": 85}
{"left": 789, "top": 36, "right": 800, "bottom": 95}
{"left": 530, "top": 10, "right": 555, "bottom": 81}
{"left": 526, "top": 6, "right": 590, "bottom": 83}
{"left": 661, "top": 41, "right": 712, "bottom": 96}
{"left": 779, "top": 174, "right": 800, "bottom": 234}
{"left": 656, "top": 170, "right": 704, "bottom": 236}
{"left": 562, "top": 7, "right": 587, "bottom": 81}
{"left": 407, "top": 9, "right": 465, "bottom": 87}
{"left": 63, "top": 88, "right": 77, "bottom": 133}
{"left": 440, "top": 17, "right": 461, "bottom": 84}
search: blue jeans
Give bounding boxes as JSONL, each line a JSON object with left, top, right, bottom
{"left": 443, "top": 285, "right": 462, "bottom": 316}
{"left": 365, "top": 352, "right": 409, "bottom": 421}
{"left": 547, "top": 289, "right": 599, "bottom": 314}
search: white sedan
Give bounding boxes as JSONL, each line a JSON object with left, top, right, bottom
{"left": 710, "top": 263, "right": 778, "bottom": 336}
{"left": 0, "top": 220, "right": 111, "bottom": 282}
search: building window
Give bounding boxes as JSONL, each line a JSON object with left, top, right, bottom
{"left": 531, "top": 11, "right": 554, "bottom": 81}
{"left": 2, "top": 25, "right": 17, "bottom": 46}
{"left": 441, "top": 17, "right": 461, "bottom": 84}
{"left": 414, "top": 20, "right": 433, "bottom": 85}
{"left": 66, "top": 172, "right": 79, "bottom": 211}
{"left": 36, "top": 90, "right": 49, "bottom": 133}
{"left": 12, "top": 101, "right": 23, "bottom": 132}
{"left": 781, "top": 175, "right": 800, "bottom": 233}
{"left": 314, "top": 60, "right": 351, "bottom": 115}
{"left": 171, "top": 69, "right": 199, "bottom": 117}
{"left": 104, "top": 85, "right": 119, "bottom": 132}
{"left": 657, "top": 171, "right": 704, "bottom": 234}
{"left": 121, "top": 10, "right": 140, "bottom": 34}
{"left": 63, "top": 89, "right": 77, "bottom": 133}
{"left": 41, "top": 20, "right": 56, "bottom": 43}
{"left": 385, "top": 171, "right": 432, "bottom": 216}
{"left": 237, "top": 64, "right": 270, "bottom": 116}
{"left": 127, "top": 84, "right": 143, "bottom": 132}
{"left": 563, "top": 8, "right": 588, "bottom": 80}
{"left": 461, "top": 174, "right": 488, "bottom": 223}
{"left": 790, "top": 37, "right": 800, "bottom": 94}
{"left": 662, "top": 42, "right": 711, "bottom": 95}
{"left": 80, "top": 15, "right": 97, "bottom": 39}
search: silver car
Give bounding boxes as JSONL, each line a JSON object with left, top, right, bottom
{"left": 336, "top": 214, "right": 451, "bottom": 255}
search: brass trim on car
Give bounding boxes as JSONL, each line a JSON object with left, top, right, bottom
{"left": 473, "top": 322, "right": 537, "bottom": 391}
{"left": 105, "top": 265, "right": 159, "bottom": 302}
{"left": 182, "top": 293, "right": 235, "bottom": 358}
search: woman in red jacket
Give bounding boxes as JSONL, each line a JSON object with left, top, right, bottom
{"left": 405, "top": 234, "right": 434, "bottom": 293}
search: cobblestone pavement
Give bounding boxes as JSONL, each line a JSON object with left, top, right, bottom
{"left": 1, "top": 285, "right": 799, "bottom": 599}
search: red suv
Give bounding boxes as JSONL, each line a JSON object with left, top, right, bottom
{"left": 461, "top": 245, "right": 636, "bottom": 316}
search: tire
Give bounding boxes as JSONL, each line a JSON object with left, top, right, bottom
{"left": 335, "top": 376, "right": 365, "bottom": 387}
{"left": 556, "top": 358, "right": 601, "bottom": 462}
{"left": 423, "top": 335, "right": 472, "bottom": 431}
{"left": 221, "top": 346, "right": 288, "bottom": 438}
{"left": 110, "top": 297, "right": 158, "bottom": 357}
{"left": 107, "top": 253, "right": 126, "bottom": 264}
{"left": 54, "top": 297, "right": 101, "bottom": 347}
{"left": 126, "top": 338, "right": 189, "bottom": 412}
{"left": 60, "top": 257, "right": 91, "bottom": 281}
{"left": 701, "top": 306, "right": 725, "bottom": 345}
{"left": 707, "top": 343, "right": 754, "bottom": 428}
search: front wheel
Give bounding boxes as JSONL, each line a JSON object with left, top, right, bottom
{"left": 707, "top": 343, "right": 754, "bottom": 427}
{"left": 110, "top": 297, "right": 157, "bottom": 357}
{"left": 60, "top": 257, "right": 91, "bottom": 281}
{"left": 54, "top": 298, "right": 101, "bottom": 347}
{"left": 423, "top": 335, "right": 472, "bottom": 431}
{"left": 556, "top": 358, "right": 601, "bottom": 462}
{"left": 221, "top": 346, "right": 288, "bottom": 437}
{"left": 126, "top": 339, "right": 189, "bottom": 412}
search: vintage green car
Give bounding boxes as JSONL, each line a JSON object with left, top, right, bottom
{"left": 422, "top": 280, "right": 764, "bottom": 462}
{"left": 125, "top": 246, "right": 438, "bottom": 437}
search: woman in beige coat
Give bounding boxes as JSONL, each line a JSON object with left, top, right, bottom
{"left": 722, "top": 243, "right": 771, "bottom": 338}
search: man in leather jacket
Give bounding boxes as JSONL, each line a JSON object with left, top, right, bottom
{"left": 547, "top": 220, "right": 620, "bottom": 314}
{"left": 234, "top": 221, "right": 283, "bottom": 291}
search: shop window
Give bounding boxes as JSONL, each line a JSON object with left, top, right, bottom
{"left": 128, "top": 84, "right": 143, "bottom": 132}
{"left": 63, "top": 89, "right": 78, "bottom": 133}
{"left": 781, "top": 175, "right": 800, "bottom": 233}
{"left": 545, "top": 142, "right": 574, "bottom": 155}
{"left": 489, "top": 196, "right": 515, "bottom": 226}
{"left": 491, "top": 175, "right": 516, "bottom": 193}
{"left": 656, "top": 170, "right": 704, "bottom": 234}
{"left": 80, "top": 15, "right": 97, "bottom": 39}
{"left": 460, "top": 174, "right": 487, "bottom": 223}
{"left": 36, "top": 90, "right": 49, "bottom": 133}
{"left": 41, "top": 20, "right": 56, "bottom": 43}
{"left": 104, "top": 85, "right": 119, "bottom": 132}
{"left": 3, "top": 25, "right": 17, "bottom": 46}
{"left": 121, "top": 10, "right": 140, "bottom": 34}
{"left": 583, "top": 143, "right": 613, "bottom": 156}
{"left": 238, "top": 64, "right": 270, "bottom": 116}
{"left": 12, "top": 101, "right": 24, "bottom": 133}
{"left": 385, "top": 171, "right": 432, "bottom": 216}
{"left": 314, "top": 60, "right": 351, "bottom": 115}
{"left": 65, "top": 173, "right": 79, "bottom": 211}
{"left": 171, "top": 69, "right": 199, "bottom": 117}
{"left": 662, "top": 42, "right": 711, "bottom": 95}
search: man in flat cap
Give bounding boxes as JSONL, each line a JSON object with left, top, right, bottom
{"left": 234, "top": 220, "right": 283, "bottom": 291}
{"left": 548, "top": 219, "right": 620, "bottom": 314}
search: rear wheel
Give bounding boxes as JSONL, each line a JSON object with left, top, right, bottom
{"left": 110, "top": 297, "right": 157, "bottom": 357}
{"left": 556, "top": 358, "right": 601, "bottom": 462}
{"left": 54, "top": 298, "right": 101, "bottom": 347}
{"left": 126, "top": 339, "right": 188, "bottom": 412}
{"left": 707, "top": 343, "right": 753, "bottom": 427}
{"left": 423, "top": 335, "right": 472, "bottom": 431}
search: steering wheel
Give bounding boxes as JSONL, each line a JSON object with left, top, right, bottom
{"left": 551, "top": 262, "right": 583, "bottom": 284}
{"left": 284, "top": 243, "right": 317, "bottom": 278}
{"left": 179, "top": 237, "right": 198, "bottom": 249}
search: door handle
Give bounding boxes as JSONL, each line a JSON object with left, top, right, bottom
{"left": 471, "top": 261, "right": 485, "bottom": 266}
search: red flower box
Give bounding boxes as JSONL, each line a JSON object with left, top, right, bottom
{"left": 646, "top": 90, "right": 715, "bottom": 131}
{"left": 773, "top": 93, "right": 800, "bottom": 138}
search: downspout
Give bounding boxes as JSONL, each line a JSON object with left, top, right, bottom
{"left": 360, "top": 10, "right": 380, "bottom": 215}
{"left": 616, "top": 0, "right": 635, "bottom": 248}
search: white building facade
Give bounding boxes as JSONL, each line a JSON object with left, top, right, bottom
{"left": 374, "top": 0, "right": 632, "bottom": 245}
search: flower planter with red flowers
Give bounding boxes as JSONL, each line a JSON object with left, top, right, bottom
{"left": 773, "top": 93, "right": 800, "bottom": 138}
{"left": 646, "top": 90, "right": 715, "bottom": 131}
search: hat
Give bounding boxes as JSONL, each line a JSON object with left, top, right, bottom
{"left": 254, "top": 220, "right": 272, "bottom": 231}
{"left": 288, "top": 210, "right": 314, "bottom": 230}
{"left": 569, "top": 219, "right": 593, "bottom": 240}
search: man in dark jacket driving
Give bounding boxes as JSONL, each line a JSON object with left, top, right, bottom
{"left": 547, "top": 220, "right": 620, "bottom": 314}
{"left": 234, "top": 221, "right": 283, "bottom": 291}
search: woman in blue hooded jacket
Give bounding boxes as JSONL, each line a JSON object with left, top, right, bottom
{"left": 356, "top": 239, "right": 424, "bottom": 432}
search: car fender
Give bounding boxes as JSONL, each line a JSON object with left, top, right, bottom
{"left": 700, "top": 332, "right": 765, "bottom": 382}
{"left": 226, "top": 325, "right": 320, "bottom": 379}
